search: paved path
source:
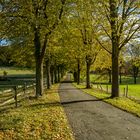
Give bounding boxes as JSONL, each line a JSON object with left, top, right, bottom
{"left": 59, "top": 75, "right": 140, "bottom": 140}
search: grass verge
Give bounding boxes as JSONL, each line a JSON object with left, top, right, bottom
{"left": 0, "top": 84, "right": 74, "bottom": 140}
{"left": 73, "top": 83, "right": 140, "bottom": 118}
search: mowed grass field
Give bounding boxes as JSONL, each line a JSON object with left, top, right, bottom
{"left": 89, "top": 74, "right": 140, "bottom": 84}
{"left": 82, "top": 74, "right": 140, "bottom": 99}
{"left": 97, "top": 84, "right": 140, "bottom": 99}
{"left": 0, "top": 67, "right": 35, "bottom": 76}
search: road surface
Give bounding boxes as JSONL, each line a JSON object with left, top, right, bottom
{"left": 59, "top": 74, "right": 140, "bottom": 140}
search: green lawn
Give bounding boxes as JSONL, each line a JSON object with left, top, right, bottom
{"left": 92, "top": 83, "right": 140, "bottom": 99}
{"left": 73, "top": 83, "right": 140, "bottom": 118}
{"left": 0, "top": 67, "right": 35, "bottom": 76}
{"left": 81, "top": 74, "right": 140, "bottom": 99}
{"left": 89, "top": 74, "right": 140, "bottom": 84}
{"left": 0, "top": 67, "right": 35, "bottom": 92}
{"left": 0, "top": 84, "right": 74, "bottom": 140}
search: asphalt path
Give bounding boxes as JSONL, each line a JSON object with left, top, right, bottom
{"left": 59, "top": 74, "right": 140, "bottom": 140}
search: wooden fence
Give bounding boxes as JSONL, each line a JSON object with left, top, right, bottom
{"left": 0, "top": 82, "right": 36, "bottom": 107}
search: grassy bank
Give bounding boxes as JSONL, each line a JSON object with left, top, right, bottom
{"left": 0, "top": 84, "right": 74, "bottom": 140}
{"left": 73, "top": 83, "right": 140, "bottom": 117}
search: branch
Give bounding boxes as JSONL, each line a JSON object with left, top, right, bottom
{"left": 125, "top": 0, "right": 137, "bottom": 16}
{"left": 119, "top": 25, "right": 140, "bottom": 50}
{"left": 95, "top": 38, "right": 112, "bottom": 54}
{"left": 100, "top": 24, "right": 112, "bottom": 40}
{"left": 91, "top": 50, "right": 101, "bottom": 65}
{"left": 103, "top": 3, "right": 111, "bottom": 24}
{"left": 46, "top": 0, "right": 66, "bottom": 36}
{"left": 42, "top": 0, "right": 49, "bottom": 19}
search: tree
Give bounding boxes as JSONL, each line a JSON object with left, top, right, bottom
{"left": 94, "top": 49, "right": 112, "bottom": 83}
{"left": 1, "top": 0, "right": 66, "bottom": 97}
{"left": 95, "top": 0, "right": 140, "bottom": 97}
{"left": 126, "top": 41, "right": 140, "bottom": 84}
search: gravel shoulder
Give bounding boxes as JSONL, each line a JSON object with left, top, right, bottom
{"left": 59, "top": 75, "right": 140, "bottom": 140}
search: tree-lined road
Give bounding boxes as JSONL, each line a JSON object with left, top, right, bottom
{"left": 59, "top": 75, "right": 140, "bottom": 140}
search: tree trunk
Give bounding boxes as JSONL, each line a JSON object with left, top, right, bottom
{"left": 57, "top": 66, "right": 60, "bottom": 82}
{"left": 110, "top": 0, "right": 119, "bottom": 97}
{"left": 35, "top": 59, "right": 44, "bottom": 97}
{"left": 134, "top": 76, "right": 137, "bottom": 84}
{"left": 119, "top": 73, "right": 122, "bottom": 84}
{"left": 54, "top": 67, "right": 58, "bottom": 83}
{"left": 77, "top": 59, "right": 80, "bottom": 85}
{"left": 46, "top": 59, "right": 51, "bottom": 89}
{"left": 73, "top": 72, "right": 78, "bottom": 82}
{"left": 34, "top": 27, "right": 44, "bottom": 97}
{"left": 60, "top": 65, "right": 64, "bottom": 78}
{"left": 86, "top": 61, "right": 91, "bottom": 89}
{"left": 133, "top": 66, "right": 139, "bottom": 84}
{"left": 111, "top": 51, "right": 119, "bottom": 97}
{"left": 119, "top": 67, "right": 122, "bottom": 84}
{"left": 108, "top": 69, "right": 112, "bottom": 83}
{"left": 50, "top": 66, "right": 54, "bottom": 85}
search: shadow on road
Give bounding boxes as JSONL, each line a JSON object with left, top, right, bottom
{"left": 58, "top": 88, "right": 76, "bottom": 92}
{"left": 61, "top": 80, "right": 74, "bottom": 83}
{"left": 61, "top": 97, "right": 110, "bottom": 105}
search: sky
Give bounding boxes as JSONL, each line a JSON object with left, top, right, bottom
{"left": 0, "top": 39, "right": 11, "bottom": 46}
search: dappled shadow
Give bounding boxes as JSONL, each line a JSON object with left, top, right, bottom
{"left": 61, "top": 97, "right": 110, "bottom": 105}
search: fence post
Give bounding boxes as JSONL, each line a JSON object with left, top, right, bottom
{"left": 14, "top": 86, "right": 18, "bottom": 107}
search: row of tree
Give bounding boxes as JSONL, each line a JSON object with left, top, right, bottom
{"left": 0, "top": 0, "right": 140, "bottom": 98}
